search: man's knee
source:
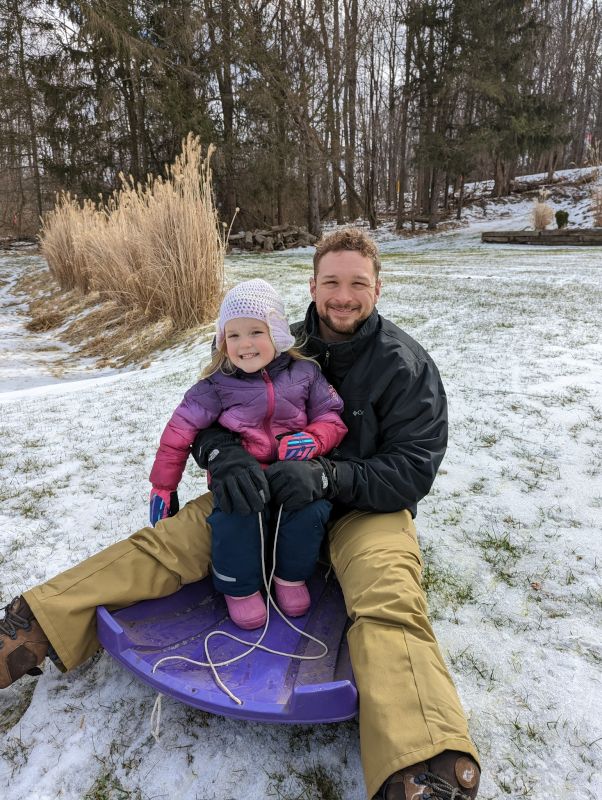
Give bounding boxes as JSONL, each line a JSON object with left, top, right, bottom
{"left": 329, "top": 510, "right": 426, "bottom": 623}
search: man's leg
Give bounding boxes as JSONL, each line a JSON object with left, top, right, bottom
{"left": 22, "top": 493, "right": 214, "bottom": 672}
{"left": 329, "top": 510, "right": 479, "bottom": 799}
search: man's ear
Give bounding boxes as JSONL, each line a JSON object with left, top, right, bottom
{"left": 309, "top": 276, "right": 316, "bottom": 301}
{"left": 374, "top": 279, "right": 382, "bottom": 304}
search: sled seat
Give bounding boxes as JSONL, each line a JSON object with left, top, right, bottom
{"left": 96, "top": 565, "right": 358, "bottom": 724}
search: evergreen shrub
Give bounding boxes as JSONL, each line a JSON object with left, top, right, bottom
{"left": 555, "top": 210, "right": 569, "bottom": 228}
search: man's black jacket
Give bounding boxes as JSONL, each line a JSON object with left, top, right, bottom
{"left": 292, "top": 303, "right": 448, "bottom": 517}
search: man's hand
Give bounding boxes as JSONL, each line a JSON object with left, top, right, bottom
{"left": 277, "top": 431, "right": 318, "bottom": 461}
{"left": 265, "top": 458, "right": 338, "bottom": 511}
{"left": 192, "top": 427, "right": 269, "bottom": 515}
{"left": 149, "top": 489, "right": 180, "bottom": 526}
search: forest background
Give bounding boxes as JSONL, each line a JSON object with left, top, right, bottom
{"left": 2, "top": 0, "right": 602, "bottom": 238}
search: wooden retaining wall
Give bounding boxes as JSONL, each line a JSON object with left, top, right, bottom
{"left": 481, "top": 229, "right": 602, "bottom": 245}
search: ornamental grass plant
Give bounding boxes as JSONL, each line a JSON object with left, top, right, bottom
{"left": 531, "top": 190, "right": 554, "bottom": 230}
{"left": 591, "top": 186, "right": 602, "bottom": 226}
{"left": 40, "top": 134, "right": 225, "bottom": 330}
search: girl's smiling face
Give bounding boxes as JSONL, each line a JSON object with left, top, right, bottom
{"left": 224, "top": 317, "right": 276, "bottom": 373}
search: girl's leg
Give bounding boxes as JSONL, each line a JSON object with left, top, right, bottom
{"left": 208, "top": 503, "right": 264, "bottom": 596}
{"left": 208, "top": 504, "right": 267, "bottom": 629}
{"left": 273, "top": 500, "right": 331, "bottom": 616}
{"left": 274, "top": 499, "right": 332, "bottom": 581}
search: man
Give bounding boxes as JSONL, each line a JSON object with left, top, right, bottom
{"left": 0, "top": 228, "right": 480, "bottom": 799}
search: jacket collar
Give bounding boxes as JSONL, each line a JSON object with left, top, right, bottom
{"left": 302, "top": 303, "right": 380, "bottom": 379}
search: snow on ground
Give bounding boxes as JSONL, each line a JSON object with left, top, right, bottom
{"left": 0, "top": 187, "right": 601, "bottom": 800}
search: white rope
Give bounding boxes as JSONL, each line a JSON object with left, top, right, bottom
{"left": 150, "top": 505, "right": 328, "bottom": 734}
{"left": 150, "top": 692, "right": 163, "bottom": 743}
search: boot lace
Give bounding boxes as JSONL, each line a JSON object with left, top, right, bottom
{"left": 415, "top": 770, "right": 473, "bottom": 800}
{"left": 0, "top": 601, "right": 32, "bottom": 644}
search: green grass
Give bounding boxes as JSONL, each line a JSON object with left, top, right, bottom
{"left": 421, "top": 543, "right": 476, "bottom": 620}
{"left": 267, "top": 762, "right": 342, "bottom": 800}
{"left": 475, "top": 528, "right": 527, "bottom": 586}
{"left": 0, "top": 682, "right": 37, "bottom": 735}
{"left": 84, "top": 773, "right": 141, "bottom": 800}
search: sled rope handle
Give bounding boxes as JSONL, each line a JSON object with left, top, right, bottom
{"left": 151, "top": 505, "right": 328, "bottom": 736}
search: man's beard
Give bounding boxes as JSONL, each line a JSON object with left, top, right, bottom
{"left": 318, "top": 309, "right": 368, "bottom": 337}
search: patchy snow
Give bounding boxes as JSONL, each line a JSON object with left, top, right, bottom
{"left": 0, "top": 184, "right": 601, "bottom": 800}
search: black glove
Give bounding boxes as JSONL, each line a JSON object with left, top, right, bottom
{"left": 192, "top": 426, "right": 269, "bottom": 515}
{"left": 265, "top": 458, "right": 338, "bottom": 511}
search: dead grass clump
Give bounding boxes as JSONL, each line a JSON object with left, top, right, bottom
{"left": 40, "top": 134, "right": 225, "bottom": 331}
{"left": 60, "top": 304, "right": 189, "bottom": 368}
{"left": 26, "top": 311, "right": 65, "bottom": 332}
{"left": 531, "top": 193, "right": 554, "bottom": 230}
{"left": 591, "top": 186, "right": 602, "bottom": 226}
{"left": 40, "top": 196, "right": 102, "bottom": 293}
{"left": 16, "top": 259, "right": 213, "bottom": 369}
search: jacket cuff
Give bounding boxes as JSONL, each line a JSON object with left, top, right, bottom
{"left": 331, "top": 459, "right": 355, "bottom": 503}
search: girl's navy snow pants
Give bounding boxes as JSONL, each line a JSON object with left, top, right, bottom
{"left": 208, "top": 499, "right": 332, "bottom": 596}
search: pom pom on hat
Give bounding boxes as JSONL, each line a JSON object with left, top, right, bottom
{"left": 216, "top": 279, "right": 295, "bottom": 356}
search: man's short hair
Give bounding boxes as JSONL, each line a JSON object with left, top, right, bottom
{"left": 313, "top": 228, "right": 381, "bottom": 279}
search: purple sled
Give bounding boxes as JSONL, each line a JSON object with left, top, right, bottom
{"left": 96, "top": 565, "right": 357, "bottom": 724}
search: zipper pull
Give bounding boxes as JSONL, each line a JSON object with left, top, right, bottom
{"left": 324, "top": 349, "right": 330, "bottom": 368}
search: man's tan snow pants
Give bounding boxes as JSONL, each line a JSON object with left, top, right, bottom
{"left": 25, "top": 494, "right": 479, "bottom": 798}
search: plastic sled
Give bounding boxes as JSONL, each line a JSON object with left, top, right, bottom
{"left": 96, "top": 564, "right": 357, "bottom": 724}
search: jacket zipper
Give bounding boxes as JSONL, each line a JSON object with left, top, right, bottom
{"left": 261, "top": 369, "right": 276, "bottom": 459}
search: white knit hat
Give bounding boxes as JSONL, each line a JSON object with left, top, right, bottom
{"left": 216, "top": 279, "right": 295, "bottom": 355}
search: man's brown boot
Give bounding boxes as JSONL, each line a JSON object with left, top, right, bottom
{"left": 378, "top": 750, "right": 480, "bottom": 799}
{"left": 0, "top": 596, "right": 49, "bottom": 688}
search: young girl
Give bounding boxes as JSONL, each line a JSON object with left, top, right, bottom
{"left": 148, "top": 279, "right": 347, "bottom": 630}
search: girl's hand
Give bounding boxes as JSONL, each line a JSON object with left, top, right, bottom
{"left": 149, "top": 488, "right": 180, "bottom": 526}
{"left": 277, "top": 432, "right": 318, "bottom": 461}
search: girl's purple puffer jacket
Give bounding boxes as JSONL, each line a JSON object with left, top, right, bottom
{"left": 150, "top": 354, "right": 347, "bottom": 492}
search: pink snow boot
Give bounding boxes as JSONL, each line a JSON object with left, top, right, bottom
{"left": 224, "top": 592, "right": 267, "bottom": 630}
{"left": 273, "top": 577, "right": 311, "bottom": 617}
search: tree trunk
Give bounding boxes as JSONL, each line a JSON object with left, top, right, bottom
{"left": 395, "top": 11, "right": 414, "bottom": 231}
{"left": 343, "top": 0, "right": 359, "bottom": 220}
{"left": 205, "top": 0, "right": 237, "bottom": 224}
{"left": 13, "top": 0, "right": 42, "bottom": 221}
{"left": 306, "top": 143, "right": 322, "bottom": 238}
{"left": 493, "top": 156, "right": 511, "bottom": 197}
{"left": 317, "top": 0, "right": 344, "bottom": 223}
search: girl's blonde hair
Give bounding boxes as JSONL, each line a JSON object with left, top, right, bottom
{"left": 201, "top": 336, "right": 316, "bottom": 379}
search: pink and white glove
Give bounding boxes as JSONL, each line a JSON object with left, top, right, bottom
{"left": 277, "top": 431, "right": 318, "bottom": 461}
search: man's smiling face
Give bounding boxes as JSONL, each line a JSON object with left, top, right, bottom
{"left": 310, "top": 250, "right": 381, "bottom": 342}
